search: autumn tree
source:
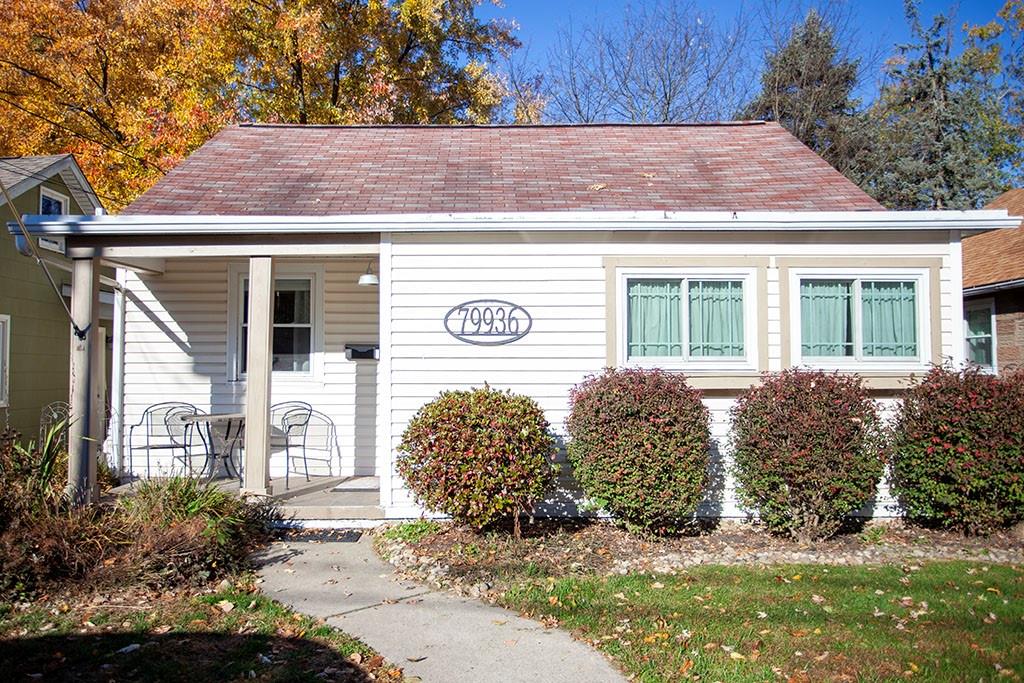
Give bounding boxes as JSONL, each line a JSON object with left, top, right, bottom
{"left": 0, "top": 0, "right": 518, "bottom": 206}
{"left": 848, "top": 1, "right": 1022, "bottom": 209}
{"left": 231, "top": 0, "right": 517, "bottom": 125}
{"left": 741, "top": 9, "right": 864, "bottom": 174}
{"left": 0, "top": 0, "right": 238, "bottom": 208}
{"left": 968, "top": 0, "right": 1024, "bottom": 131}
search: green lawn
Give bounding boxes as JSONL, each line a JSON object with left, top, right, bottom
{"left": 503, "top": 562, "right": 1024, "bottom": 682}
{"left": 0, "top": 577, "right": 402, "bottom": 682}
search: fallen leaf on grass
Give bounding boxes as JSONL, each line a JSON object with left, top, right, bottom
{"left": 152, "top": 625, "right": 172, "bottom": 634}
{"left": 215, "top": 600, "right": 234, "bottom": 613}
{"left": 730, "top": 651, "right": 746, "bottom": 661}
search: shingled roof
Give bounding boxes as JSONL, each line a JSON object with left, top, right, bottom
{"left": 125, "top": 122, "right": 882, "bottom": 216}
{"left": 963, "top": 189, "right": 1024, "bottom": 289}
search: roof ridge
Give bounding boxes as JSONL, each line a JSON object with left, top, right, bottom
{"left": 234, "top": 120, "right": 770, "bottom": 130}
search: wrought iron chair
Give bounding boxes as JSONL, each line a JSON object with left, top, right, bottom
{"left": 127, "top": 402, "right": 207, "bottom": 477}
{"left": 302, "top": 409, "right": 340, "bottom": 478}
{"left": 270, "top": 401, "right": 313, "bottom": 488}
{"left": 38, "top": 401, "right": 69, "bottom": 447}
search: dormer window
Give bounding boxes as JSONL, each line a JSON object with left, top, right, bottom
{"left": 40, "top": 187, "right": 68, "bottom": 215}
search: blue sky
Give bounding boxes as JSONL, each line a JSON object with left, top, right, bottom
{"left": 479, "top": 1, "right": 1010, "bottom": 103}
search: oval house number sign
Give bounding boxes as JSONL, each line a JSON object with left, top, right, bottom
{"left": 444, "top": 299, "right": 532, "bottom": 345}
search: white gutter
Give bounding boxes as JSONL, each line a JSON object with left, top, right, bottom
{"left": 7, "top": 209, "right": 1020, "bottom": 235}
{"left": 964, "top": 277, "right": 1024, "bottom": 296}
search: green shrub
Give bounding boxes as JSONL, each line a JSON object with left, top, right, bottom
{"left": 890, "top": 366, "right": 1024, "bottom": 534}
{"left": 396, "top": 386, "right": 556, "bottom": 536}
{"left": 731, "top": 369, "right": 885, "bottom": 541}
{"left": 118, "top": 477, "right": 278, "bottom": 578}
{"left": 565, "top": 368, "right": 711, "bottom": 534}
{"left": 379, "top": 520, "right": 441, "bottom": 544}
{"left": 1, "top": 425, "right": 277, "bottom": 599}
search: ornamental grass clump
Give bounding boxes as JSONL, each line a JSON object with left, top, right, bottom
{"left": 565, "top": 368, "right": 711, "bottom": 535}
{"left": 731, "top": 369, "right": 885, "bottom": 541}
{"left": 396, "top": 386, "right": 556, "bottom": 537}
{"left": 890, "top": 366, "right": 1024, "bottom": 535}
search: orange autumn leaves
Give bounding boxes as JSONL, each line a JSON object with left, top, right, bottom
{"left": 0, "top": 0, "right": 517, "bottom": 207}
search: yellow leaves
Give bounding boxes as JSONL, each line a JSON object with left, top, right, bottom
{"left": 399, "top": 0, "right": 445, "bottom": 28}
{"left": 0, "top": 0, "right": 517, "bottom": 204}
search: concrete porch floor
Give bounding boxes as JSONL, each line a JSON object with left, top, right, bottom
{"left": 111, "top": 475, "right": 384, "bottom": 521}
{"left": 272, "top": 475, "right": 384, "bottom": 521}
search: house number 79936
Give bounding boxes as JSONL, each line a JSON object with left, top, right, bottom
{"left": 443, "top": 299, "right": 533, "bottom": 345}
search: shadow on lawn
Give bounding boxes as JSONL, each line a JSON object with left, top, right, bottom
{"left": 0, "top": 631, "right": 372, "bottom": 682}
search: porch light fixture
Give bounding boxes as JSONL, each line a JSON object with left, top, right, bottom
{"left": 357, "top": 261, "right": 379, "bottom": 287}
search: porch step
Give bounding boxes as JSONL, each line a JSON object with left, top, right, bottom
{"left": 279, "top": 504, "right": 385, "bottom": 520}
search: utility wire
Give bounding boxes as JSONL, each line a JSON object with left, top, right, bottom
{"left": 0, "top": 174, "right": 89, "bottom": 340}
{"left": 0, "top": 157, "right": 126, "bottom": 210}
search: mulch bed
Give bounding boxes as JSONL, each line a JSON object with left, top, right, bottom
{"left": 378, "top": 519, "right": 1024, "bottom": 596}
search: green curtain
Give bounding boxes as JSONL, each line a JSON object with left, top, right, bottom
{"left": 627, "top": 280, "right": 682, "bottom": 357}
{"left": 965, "top": 305, "right": 993, "bottom": 366}
{"left": 801, "top": 280, "right": 853, "bottom": 357}
{"left": 862, "top": 281, "right": 917, "bottom": 357}
{"left": 689, "top": 280, "right": 744, "bottom": 356}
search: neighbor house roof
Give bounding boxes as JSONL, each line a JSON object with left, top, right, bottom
{"left": 124, "top": 122, "right": 883, "bottom": 216}
{"left": 0, "top": 154, "right": 103, "bottom": 214}
{"left": 963, "top": 189, "right": 1024, "bottom": 290}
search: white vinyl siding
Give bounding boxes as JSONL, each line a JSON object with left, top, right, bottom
{"left": 120, "top": 258, "right": 378, "bottom": 479}
{"left": 383, "top": 231, "right": 959, "bottom": 518}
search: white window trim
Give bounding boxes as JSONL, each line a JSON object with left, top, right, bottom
{"left": 964, "top": 297, "right": 997, "bottom": 373}
{"left": 39, "top": 187, "right": 69, "bottom": 215}
{"left": 616, "top": 266, "right": 758, "bottom": 372}
{"left": 227, "top": 262, "right": 325, "bottom": 383}
{"left": 0, "top": 314, "right": 9, "bottom": 408}
{"left": 788, "top": 266, "right": 932, "bottom": 372}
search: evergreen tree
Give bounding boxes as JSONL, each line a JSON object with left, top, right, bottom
{"left": 741, "top": 9, "right": 862, "bottom": 174}
{"left": 850, "top": 1, "right": 1021, "bottom": 209}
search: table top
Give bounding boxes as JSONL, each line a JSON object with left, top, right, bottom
{"left": 181, "top": 412, "right": 246, "bottom": 423}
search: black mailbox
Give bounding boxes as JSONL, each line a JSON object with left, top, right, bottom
{"left": 345, "top": 344, "right": 379, "bottom": 360}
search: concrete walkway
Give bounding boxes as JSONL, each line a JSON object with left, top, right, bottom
{"left": 255, "top": 533, "right": 624, "bottom": 683}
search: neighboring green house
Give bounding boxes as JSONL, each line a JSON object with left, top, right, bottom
{"left": 0, "top": 155, "right": 105, "bottom": 440}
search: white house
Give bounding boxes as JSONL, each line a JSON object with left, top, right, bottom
{"left": 11, "top": 122, "right": 1019, "bottom": 520}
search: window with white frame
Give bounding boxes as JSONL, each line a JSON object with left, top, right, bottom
{"left": 39, "top": 187, "right": 68, "bottom": 215}
{"left": 0, "top": 314, "right": 10, "bottom": 407}
{"left": 230, "top": 265, "right": 321, "bottom": 379}
{"left": 791, "top": 268, "right": 928, "bottom": 367}
{"left": 619, "top": 269, "right": 756, "bottom": 369}
{"left": 964, "top": 298, "right": 996, "bottom": 371}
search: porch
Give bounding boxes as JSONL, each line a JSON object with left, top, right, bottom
{"left": 55, "top": 227, "right": 392, "bottom": 519}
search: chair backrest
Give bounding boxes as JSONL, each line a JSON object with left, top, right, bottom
{"left": 303, "top": 410, "right": 338, "bottom": 453}
{"left": 271, "top": 401, "right": 312, "bottom": 437}
{"left": 141, "top": 402, "right": 198, "bottom": 442}
{"left": 162, "top": 405, "right": 197, "bottom": 446}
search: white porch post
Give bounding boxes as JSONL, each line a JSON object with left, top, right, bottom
{"left": 68, "top": 256, "right": 101, "bottom": 505}
{"left": 242, "top": 256, "right": 274, "bottom": 496}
